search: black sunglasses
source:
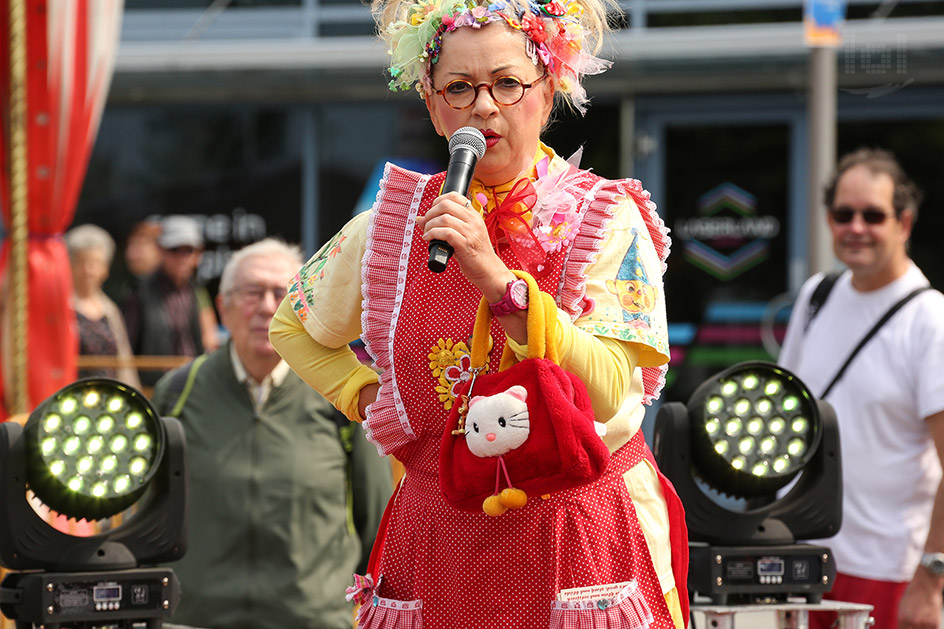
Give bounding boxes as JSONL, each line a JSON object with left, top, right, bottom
{"left": 828, "top": 207, "right": 890, "bottom": 225}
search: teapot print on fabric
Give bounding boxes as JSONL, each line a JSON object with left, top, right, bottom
{"left": 463, "top": 384, "right": 531, "bottom": 516}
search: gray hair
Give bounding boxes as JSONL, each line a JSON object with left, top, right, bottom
{"left": 65, "top": 224, "right": 116, "bottom": 266}
{"left": 219, "top": 238, "right": 303, "bottom": 303}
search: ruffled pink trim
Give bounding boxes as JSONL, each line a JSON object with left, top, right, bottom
{"left": 623, "top": 178, "right": 672, "bottom": 276}
{"left": 621, "top": 179, "right": 671, "bottom": 405}
{"left": 558, "top": 177, "right": 671, "bottom": 406}
{"left": 550, "top": 580, "right": 653, "bottom": 629}
{"left": 356, "top": 595, "right": 424, "bottom": 629}
{"left": 360, "top": 164, "right": 432, "bottom": 455}
{"left": 557, "top": 176, "right": 610, "bottom": 319}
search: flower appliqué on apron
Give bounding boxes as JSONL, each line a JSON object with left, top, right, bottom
{"left": 428, "top": 338, "right": 485, "bottom": 411}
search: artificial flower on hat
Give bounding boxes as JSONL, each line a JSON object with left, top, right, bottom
{"left": 382, "top": 0, "right": 612, "bottom": 113}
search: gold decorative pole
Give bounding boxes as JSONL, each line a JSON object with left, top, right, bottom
{"left": 1, "top": 2, "right": 29, "bottom": 626}
{"left": 8, "top": 0, "right": 29, "bottom": 415}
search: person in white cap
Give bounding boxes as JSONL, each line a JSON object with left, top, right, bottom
{"left": 122, "top": 215, "right": 220, "bottom": 387}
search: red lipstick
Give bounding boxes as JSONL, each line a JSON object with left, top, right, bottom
{"left": 482, "top": 129, "right": 500, "bottom": 148}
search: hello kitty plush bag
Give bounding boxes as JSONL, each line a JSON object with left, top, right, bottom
{"left": 439, "top": 271, "right": 611, "bottom": 515}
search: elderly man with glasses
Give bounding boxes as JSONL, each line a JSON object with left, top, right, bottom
{"left": 151, "top": 239, "right": 392, "bottom": 629}
{"left": 779, "top": 148, "right": 944, "bottom": 629}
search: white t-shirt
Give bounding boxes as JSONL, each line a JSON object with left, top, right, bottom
{"left": 779, "top": 263, "right": 944, "bottom": 582}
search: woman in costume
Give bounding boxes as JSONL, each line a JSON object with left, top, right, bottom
{"left": 269, "top": 0, "right": 687, "bottom": 625}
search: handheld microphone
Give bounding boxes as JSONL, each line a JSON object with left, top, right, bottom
{"left": 428, "top": 126, "right": 487, "bottom": 273}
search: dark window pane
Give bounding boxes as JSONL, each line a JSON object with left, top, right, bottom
{"left": 662, "top": 124, "right": 791, "bottom": 402}
{"left": 543, "top": 102, "right": 621, "bottom": 180}
{"left": 76, "top": 106, "right": 301, "bottom": 301}
{"left": 317, "top": 101, "right": 442, "bottom": 241}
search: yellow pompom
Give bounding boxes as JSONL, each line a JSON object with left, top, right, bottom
{"left": 483, "top": 495, "right": 508, "bottom": 517}
{"left": 498, "top": 487, "right": 528, "bottom": 509}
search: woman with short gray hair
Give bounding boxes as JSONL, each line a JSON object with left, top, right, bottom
{"left": 66, "top": 224, "right": 141, "bottom": 388}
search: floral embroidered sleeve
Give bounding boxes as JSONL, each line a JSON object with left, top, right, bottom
{"left": 574, "top": 195, "right": 670, "bottom": 368}
{"left": 272, "top": 210, "right": 380, "bottom": 422}
{"left": 287, "top": 211, "right": 370, "bottom": 348}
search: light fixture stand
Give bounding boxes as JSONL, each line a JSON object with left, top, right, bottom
{"left": 1, "top": 567, "right": 181, "bottom": 629}
{"left": 688, "top": 542, "right": 836, "bottom": 605}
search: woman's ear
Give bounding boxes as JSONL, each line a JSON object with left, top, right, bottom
{"left": 425, "top": 94, "right": 446, "bottom": 137}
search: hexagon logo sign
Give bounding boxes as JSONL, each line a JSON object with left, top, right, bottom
{"left": 674, "top": 183, "right": 782, "bottom": 281}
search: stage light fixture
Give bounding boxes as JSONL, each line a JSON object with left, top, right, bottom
{"left": 0, "top": 378, "right": 187, "bottom": 628}
{"left": 653, "top": 361, "right": 841, "bottom": 604}
{"left": 689, "top": 365, "right": 822, "bottom": 500}
{"left": 27, "top": 383, "right": 165, "bottom": 523}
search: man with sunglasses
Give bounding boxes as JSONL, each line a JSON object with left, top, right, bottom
{"left": 779, "top": 149, "right": 944, "bottom": 629}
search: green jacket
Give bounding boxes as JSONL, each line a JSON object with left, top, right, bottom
{"left": 151, "top": 344, "right": 391, "bottom": 629}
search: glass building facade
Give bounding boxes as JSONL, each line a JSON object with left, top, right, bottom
{"left": 72, "top": 0, "right": 944, "bottom": 409}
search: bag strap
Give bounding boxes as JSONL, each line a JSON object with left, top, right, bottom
{"left": 469, "top": 270, "right": 559, "bottom": 371}
{"left": 804, "top": 271, "right": 841, "bottom": 333}
{"left": 166, "top": 353, "right": 209, "bottom": 417}
{"left": 335, "top": 413, "right": 357, "bottom": 536}
{"left": 820, "top": 284, "right": 932, "bottom": 398}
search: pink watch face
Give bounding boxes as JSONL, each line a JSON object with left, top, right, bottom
{"left": 509, "top": 279, "right": 529, "bottom": 309}
{"left": 489, "top": 279, "right": 529, "bottom": 317}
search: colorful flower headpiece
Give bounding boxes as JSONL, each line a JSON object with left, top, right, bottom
{"left": 382, "top": 0, "right": 611, "bottom": 114}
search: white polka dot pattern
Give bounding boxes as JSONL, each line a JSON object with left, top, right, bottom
{"left": 357, "top": 434, "right": 677, "bottom": 628}
{"left": 353, "top": 165, "right": 683, "bottom": 629}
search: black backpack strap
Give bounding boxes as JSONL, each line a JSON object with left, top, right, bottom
{"left": 804, "top": 271, "right": 842, "bottom": 333}
{"left": 820, "top": 285, "right": 933, "bottom": 398}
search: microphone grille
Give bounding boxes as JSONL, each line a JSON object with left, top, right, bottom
{"left": 448, "top": 126, "right": 486, "bottom": 160}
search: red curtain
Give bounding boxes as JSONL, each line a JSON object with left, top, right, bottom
{"left": 0, "top": 0, "right": 123, "bottom": 420}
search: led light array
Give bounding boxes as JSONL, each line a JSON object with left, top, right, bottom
{"left": 700, "top": 370, "right": 816, "bottom": 480}
{"left": 33, "top": 381, "right": 161, "bottom": 509}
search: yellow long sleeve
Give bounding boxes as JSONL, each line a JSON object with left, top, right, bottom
{"left": 271, "top": 289, "right": 639, "bottom": 426}
{"left": 269, "top": 297, "right": 378, "bottom": 423}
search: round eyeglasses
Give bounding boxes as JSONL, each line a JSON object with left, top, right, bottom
{"left": 228, "top": 284, "right": 287, "bottom": 306}
{"left": 434, "top": 72, "right": 548, "bottom": 110}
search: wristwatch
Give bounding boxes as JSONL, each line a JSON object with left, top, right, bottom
{"left": 489, "top": 279, "right": 529, "bottom": 317}
{"left": 920, "top": 552, "right": 944, "bottom": 577}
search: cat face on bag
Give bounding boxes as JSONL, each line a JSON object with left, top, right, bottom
{"left": 465, "top": 385, "right": 531, "bottom": 458}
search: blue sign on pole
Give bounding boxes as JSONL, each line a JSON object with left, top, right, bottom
{"left": 804, "top": 0, "right": 848, "bottom": 46}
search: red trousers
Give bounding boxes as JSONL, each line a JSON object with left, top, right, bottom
{"left": 809, "top": 572, "right": 908, "bottom": 629}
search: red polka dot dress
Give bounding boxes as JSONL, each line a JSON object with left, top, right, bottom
{"left": 304, "top": 162, "right": 687, "bottom": 629}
